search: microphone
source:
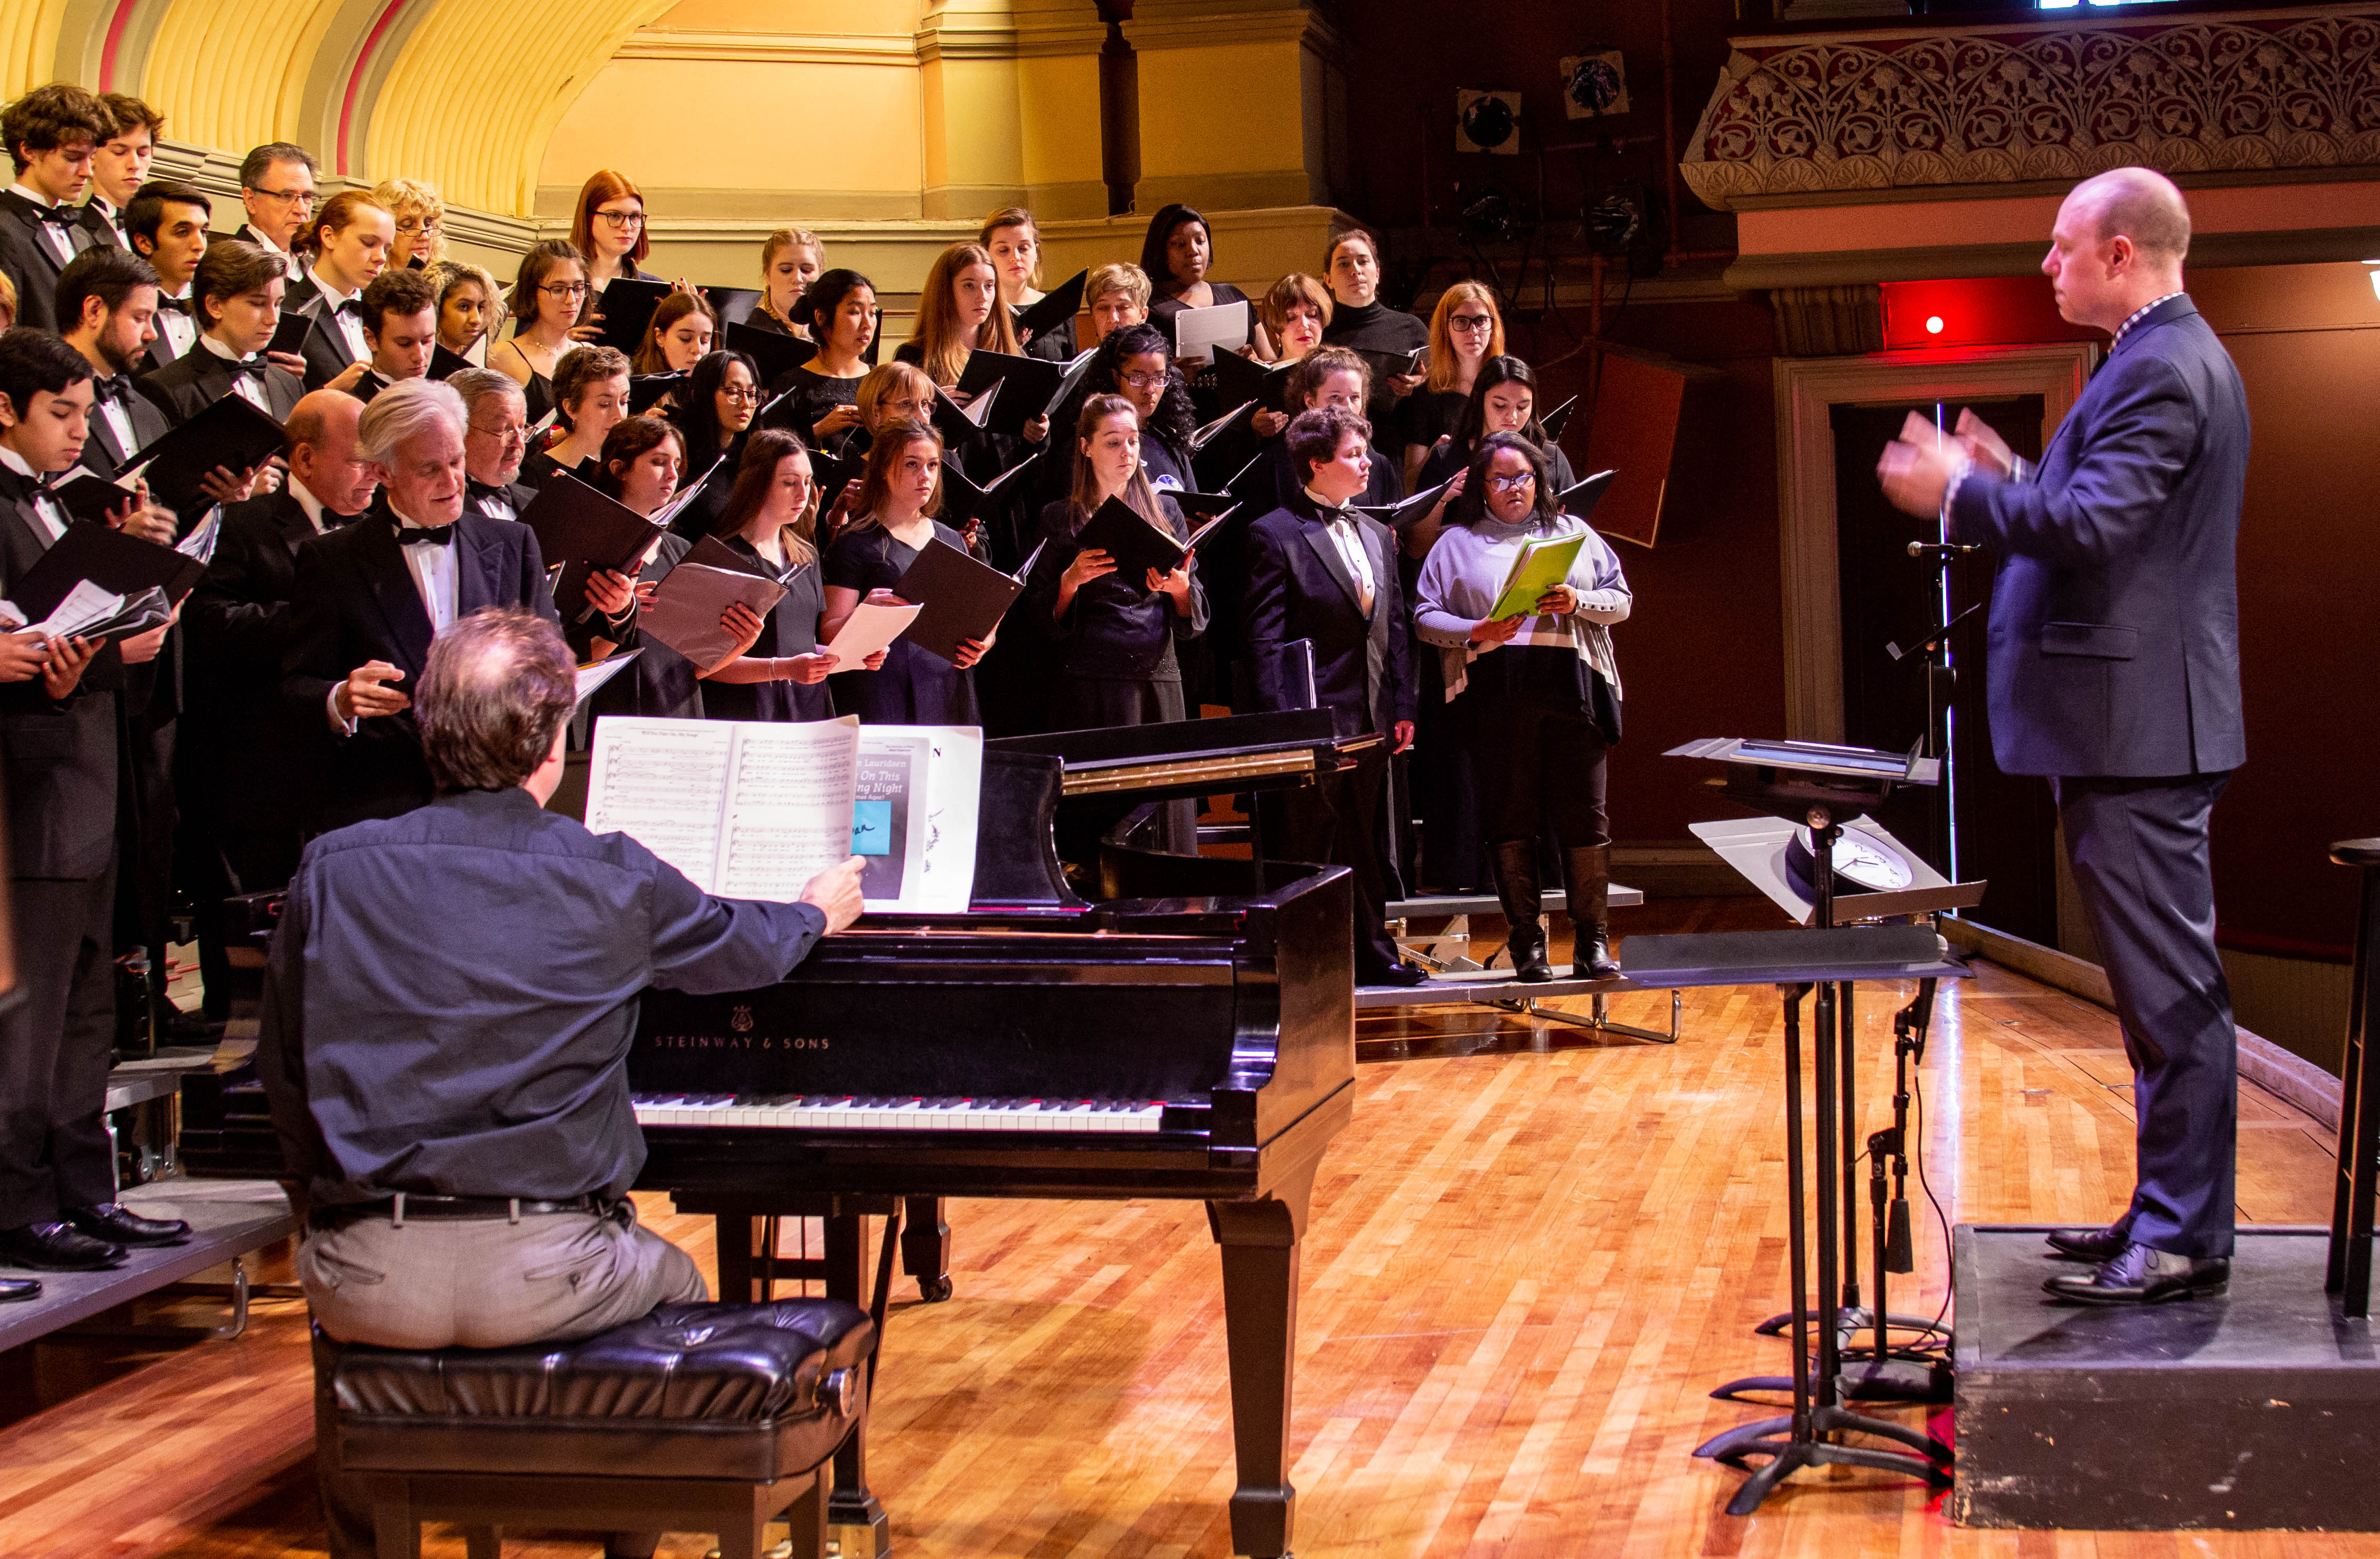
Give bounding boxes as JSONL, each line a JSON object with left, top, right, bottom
{"left": 1906, "top": 540, "right": 1979, "bottom": 559}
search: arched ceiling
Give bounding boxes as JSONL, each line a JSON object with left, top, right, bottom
{"left": 5, "top": 0, "right": 676, "bottom": 217}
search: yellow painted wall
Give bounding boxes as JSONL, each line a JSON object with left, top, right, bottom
{"left": 142, "top": 0, "right": 334, "bottom": 153}
{"left": 1136, "top": 39, "right": 1305, "bottom": 179}
{"left": 1015, "top": 50, "right": 1102, "bottom": 212}
{"left": 1, "top": 0, "right": 69, "bottom": 102}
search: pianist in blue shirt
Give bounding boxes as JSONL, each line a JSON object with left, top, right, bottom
{"left": 257, "top": 605, "right": 866, "bottom": 1353}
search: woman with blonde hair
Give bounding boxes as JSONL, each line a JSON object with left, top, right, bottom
{"left": 980, "top": 205, "right": 1074, "bottom": 362}
{"left": 1402, "top": 280, "right": 1504, "bottom": 488}
{"left": 372, "top": 177, "right": 446, "bottom": 269}
{"left": 1085, "top": 263, "right": 1150, "bottom": 347}
{"left": 747, "top": 228, "right": 823, "bottom": 337}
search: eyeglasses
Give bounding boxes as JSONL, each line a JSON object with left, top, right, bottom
{"left": 395, "top": 217, "right": 441, "bottom": 235}
{"left": 593, "top": 209, "right": 645, "bottom": 228}
{"left": 250, "top": 187, "right": 315, "bottom": 209}
{"left": 719, "top": 385, "right": 762, "bottom": 403}
{"left": 1486, "top": 472, "right": 1537, "bottom": 492}
{"left": 469, "top": 421, "right": 526, "bottom": 440}
{"left": 1449, "top": 313, "right": 1495, "bottom": 332}
{"left": 1119, "top": 372, "right": 1168, "bottom": 390}
{"left": 540, "top": 282, "right": 590, "bottom": 299}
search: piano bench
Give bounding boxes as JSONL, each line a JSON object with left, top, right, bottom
{"left": 323, "top": 1299, "right": 874, "bottom": 1559}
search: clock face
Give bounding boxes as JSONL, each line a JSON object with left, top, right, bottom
{"left": 1812, "top": 829, "right": 1915, "bottom": 892}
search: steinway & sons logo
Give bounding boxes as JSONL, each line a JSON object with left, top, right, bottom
{"left": 732, "top": 1005, "right": 754, "bottom": 1033}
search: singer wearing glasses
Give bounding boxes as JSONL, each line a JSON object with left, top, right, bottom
{"left": 491, "top": 240, "right": 589, "bottom": 424}
{"left": 1400, "top": 282, "right": 1504, "bottom": 490}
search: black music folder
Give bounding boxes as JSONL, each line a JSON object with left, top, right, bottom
{"left": 931, "top": 382, "right": 999, "bottom": 449}
{"left": 53, "top": 473, "right": 141, "bottom": 526}
{"left": 267, "top": 307, "right": 315, "bottom": 358}
{"left": 128, "top": 393, "right": 286, "bottom": 519}
{"left": 1354, "top": 476, "right": 1453, "bottom": 531}
{"left": 1540, "top": 394, "right": 1579, "bottom": 442}
{"left": 1353, "top": 345, "right": 1427, "bottom": 384}
{"left": 628, "top": 372, "right": 682, "bottom": 415}
{"left": 1073, "top": 496, "right": 1196, "bottom": 582}
{"left": 595, "top": 278, "right": 671, "bottom": 357}
{"left": 940, "top": 449, "right": 1042, "bottom": 531}
{"left": 893, "top": 536, "right": 1037, "bottom": 663}
{"left": 8, "top": 518, "right": 206, "bottom": 622}
{"left": 520, "top": 473, "right": 664, "bottom": 618}
{"left": 729, "top": 319, "right": 817, "bottom": 389}
{"left": 1559, "top": 468, "right": 1617, "bottom": 518}
{"left": 1016, "top": 269, "right": 1086, "bottom": 343}
{"left": 954, "top": 350, "right": 1063, "bottom": 438}
{"left": 704, "top": 286, "right": 763, "bottom": 327}
{"left": 1211, "top": 349, "right": 1296, "bottom": 415}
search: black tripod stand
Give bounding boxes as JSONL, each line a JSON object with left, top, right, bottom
{"left": 1692, "top": 810, "right": 1952, "bottom": 1513}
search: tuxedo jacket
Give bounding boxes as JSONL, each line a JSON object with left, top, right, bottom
{"left": 135, "top": 346, "right": 306, "bottom": 428}
{"left": 76, "top": 380, "right": 172, "bottom": 478}
{"left": 0, "top": 468, "right": 119, "bottom": 879}
{"left": 1245, "top": 490, "right": 1415, "bottom": 738}
{"left": 296, "top": 294, "right": 370, "bottom": 391}
{"left": 0, "top": 189, "right": 103, "bottom": 332}
{"left": 77, "top": 202, "right": 126, "bottom": 251}
{"left": 186, "top": 490, "right": 351, "bottom": 833}
{"left": 136, "top": 298, "right": 199, "bottom": 376}
{"left": 1948, "top": 295, "right": 2249, "bottom": 778}
{"left": 279, "top": 507, "right": 558, "bottom": 829}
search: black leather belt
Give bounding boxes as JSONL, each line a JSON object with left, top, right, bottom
{"left": 310, "top": 1193, "right": 606, "bottom": 1229}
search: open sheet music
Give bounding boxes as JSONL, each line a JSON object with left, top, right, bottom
{"left": 584, "top": 715, "right": 982, "bottom": 912}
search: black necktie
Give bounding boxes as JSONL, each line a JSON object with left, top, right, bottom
{"left": 394, "top": 521, "right": 454, "bottom": 547}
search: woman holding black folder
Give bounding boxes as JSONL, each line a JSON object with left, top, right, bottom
{"left": 820, "top": 420, "right": 987, "bottom": 725}
{"left": 1320, "top": 228, "right": 1428, "bottom": 411}
{"left": 520, "top": 345, "right": 629, "bottom": 488}
{"left": 430, "top": 261, "right": 498, "bottom": 375}
{"left": 1140, "top": 205, "right": 1269, "bottom": 360}
{"left": 631, "top": 291, "right": 716, "bottom": 377}
{"left": 569, "top": 171, "right": 664, "bottom": 295}
{"left": 703, "top": 428, "right": 857, "bottom": 723}
{"left": 662, "top": 349, "right": 759, "bottom": 534}
{"left": 764, "top": 269, "right": 876, "bottom": 445}
{"left": 981, "top": 206, "right": 1076, "bottom": 363}
{"left": 491, "top": 240, "right": 587, "bottom": 424}
{"left": 745, "top": 228, "right": 823, "bottom": 338}
{"left": 581, "top": 415, "right": 704, "bottom": 721}
{"left": 1411, "top": 355, "right": 1576, "bottom": 555}
{"left": 1412, "top": 431, "right": 1630, "bottom": 981}
{"left": 1023, "top": 394, "right": 1207, "bottom": 848}
{"left": 1399, "top": 282, "right": 1503, "bottom": 490}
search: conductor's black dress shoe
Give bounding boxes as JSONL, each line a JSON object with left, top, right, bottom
{"left": 67, "top": 1202, "right": 191, "bottom": 1248}
{"left": 2045, "top": 1224, "right": 2131, "bottom": 1263}
{"left": 2043, "top": 1242, "right": 2229, "bottom": 1305}
{"left": 0, "top": 1221, "right": 127, "bottom": 1271}
{"left": 0, "top": 1277, "right": 40, "bottom": 1303}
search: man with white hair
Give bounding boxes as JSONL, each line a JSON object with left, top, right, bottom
{"left": 1878, "top": 166, "right": 2249, "bottom": 1306}
{"left": 279, "top": 374, "right": 558, "bottom": 829}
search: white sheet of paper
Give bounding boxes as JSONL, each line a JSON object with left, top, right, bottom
{"left": 715, "top": 718, "right": 861, "bottom": 902}
{"left": 177, "top": 506, "right": 221, "bottom": 563}
{"left": 35, "top": 579, "right": 126, "bottom": 638}
{"left": 823, "top": 601, "right": 922, "bottom": 667}
{"left": 585, "top": 718, "right": 737, "bottom": 887}
{"left": 1174, "top": 299, "right": 1250, "bottom": 362}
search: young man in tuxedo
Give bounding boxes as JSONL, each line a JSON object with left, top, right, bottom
{"left": 184, "top": 389, "right": 379, "bottom": 1019}
{"left": 124, "top": 178, "right": 209, "bottom": 370}
{"left": 81, "top": 94, "right": 161, "bottom": 250}
{"left": 135, "top": 240, "right": 305, "bottom": 427}
{"left": 0, "top": 83, "right": 109, "bottom": 332}
{"left": 280, "top": 377, "right": 563, "bottom": 830}
{"left": 342, "top": 266, "right": 439, "bottom": 403}
{"left": 0, "top": 327, "right": 188, "bottom": 1276}
{"left": 56, "top": 246, "right": 170, "bottom": 480}
{"left": 1879, "top": 168, "right": 2250, "bottom": 1308}
{"left": 1244, "top": 404, "right": 1425, "bottom": 986}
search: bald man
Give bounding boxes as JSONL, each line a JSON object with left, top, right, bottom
{"left": 1879, "top": 167, "right": 2248, "bottom": 1307}
{"left": 183, "top": 389, "right": 379, "bottom": 1016}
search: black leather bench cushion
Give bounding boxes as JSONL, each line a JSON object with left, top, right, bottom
{"left": 331, "top": 1300, "right": 873, "bottom": 1482}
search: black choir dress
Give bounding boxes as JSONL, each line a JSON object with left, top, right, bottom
{"left": 1015, "top": 302, "right": 1078, "bottom": 364}
{"left": 1323, "top": 298, "right": 1431, "bottom": 421}
{"left": 762, "top": 364, "right": 864, "bottom": 444}
{"left": 1022, "top": 496, "right": 1208, "bottom": 853}
{"left": 1396, "top": 388, "right": 1470, "bottom": 467}
{"left": 588, "top": 533, "right": 705, "bottom": 723}
{"left": 821, "top": 519, "right": 982, "bottom": 726}
{"left": 518, "top": 446, "right": 593, "bottom": 491}
{"left": 702, "top": 532, "right": 834, "bottom": 723}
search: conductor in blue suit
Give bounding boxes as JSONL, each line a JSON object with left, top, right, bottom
{"left": 1878, "top": 167, "right": 2247, "bottom": 1307}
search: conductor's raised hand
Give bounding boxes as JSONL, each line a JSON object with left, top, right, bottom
{"left": 1954, "top": 408, "right": 2016, "bottom": 480}
{"left": 1472, "top": 613, "right": 1526, "bottom": 647}
{"left": 1876, "top": 433, "right": 1959, "bottom": 520}
{"left": 337, "top": 660, "right": 410, "bottom": 720}
{"left": 799, "top": 855, "right": 869, "bottom": 935}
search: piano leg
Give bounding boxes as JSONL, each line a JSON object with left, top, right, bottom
{"left": 825, "top": 1210, "right": 891, "bottom": 1558}
{"left": 900, "top": 1197, "right": 953, "bottom": 1302}
{"left": 714, "top": 1214, "right": 761, "bottom": 1303}
{"left": 1206, "top": 1164, "right": 1316, "bottom": 1559}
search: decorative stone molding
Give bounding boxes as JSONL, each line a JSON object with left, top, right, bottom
{"left": 1685, "top": 4, "right": 2380, "bottom": 210}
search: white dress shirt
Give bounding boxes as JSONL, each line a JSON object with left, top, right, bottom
{"left": 328, "top": 506, "right": 459, "bottom": 733}
{"left": 313, "top": 278, "right": 370, "bottom": 364}
{"left": 8, "top": 183, "right": 77, "bottom": 266}
{"left": 91, "top": 382, "right": 135, "bottom": 464}
{"left": 198, "top": 334, "right": 271, "bottom": 411}
{"left": 1304, "top": 486, "right": 1375, "bottom": 615}
{"left": 0, "top": 446, "right": 66, "bottom": 543}
{"left": 288, "top": 477, "right": 333, "bottom": 535}
{"left": 154, "top": 286, "right": 198, "bottom": 361}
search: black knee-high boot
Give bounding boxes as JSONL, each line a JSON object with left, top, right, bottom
{"left": 1562, "top": 843, "right": 1620, "bottom": 979}
{"left": 1491, "top": 839, "right": 1552, "bottom": 982}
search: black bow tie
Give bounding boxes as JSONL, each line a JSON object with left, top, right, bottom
{"left": 335, "top": 298, "right": 364, "bottom": 318}
{"left": 221, "top": 355, "right": 268, "bottom": 381}
{"left": 467, "top": 480, "right": 513, "bottom": 507}
{"left": 154, "top": 294, "right": 190, "bottom": 317}
{"left": 93, "top": 374, "right": 130, "bottom": 405}
{"left": 28, "top": 203, "right": 79, "bottom": 228}
{"left": 394, "top": 521, "right": 455, "bottom": 547}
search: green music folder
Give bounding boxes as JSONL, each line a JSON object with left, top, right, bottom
{"left": 1486, "top": 532, "right": 1587, "bottom": 620}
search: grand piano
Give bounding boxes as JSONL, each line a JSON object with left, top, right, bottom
{"left": 190, "top": 709, "right": 1369, "bottom": 1559}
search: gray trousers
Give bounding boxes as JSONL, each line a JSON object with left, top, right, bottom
{"left": 2055, "top": 771, "right": 2238, "bottom": 1260}
{"left": 306, "top": 1200, "right": 707, "bottom": 1556}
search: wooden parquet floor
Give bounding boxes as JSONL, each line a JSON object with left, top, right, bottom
{"left": 0, "top": 902, "right": 2354, "bottom": 1558}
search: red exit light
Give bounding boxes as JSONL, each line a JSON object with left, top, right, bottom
{"left": 1881, "top": 277, "right": 2102, "bottom": 350}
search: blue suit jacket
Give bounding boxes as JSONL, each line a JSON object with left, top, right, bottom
{"left": 1948, "top": 296, "right": 2247, "bottom": 778}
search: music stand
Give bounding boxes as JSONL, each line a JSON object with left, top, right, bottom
{"left": 1658, "top": 737, "right": 1974, "bottom": 1513}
